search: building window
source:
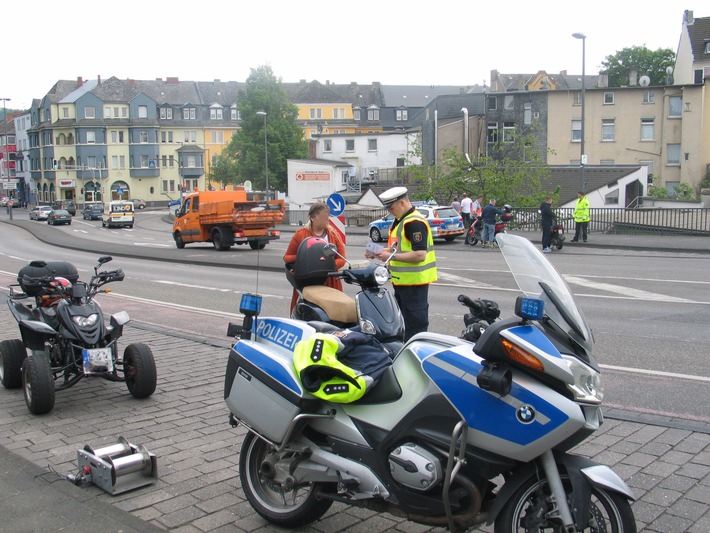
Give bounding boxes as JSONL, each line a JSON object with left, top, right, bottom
{"left": 323, "top": 140, "right": 332, "bottom": 152}
{"left": 62, "top": 107, "right": 69, "bottom": 118}
{"left": 571, "top": 120, "right": 581, "bottom": 142}
{"left": 367, "top": 107, "right": 380, "bottom": 120}
{"left": 354, "top": 109, "right": 361, "bottom": 121}
{"left": 666, "top": 143, "right": 680, "bottom": 165}
{"left": 523, "top": 103, "right": 532, "bottom": 125}
{"left": 668, "top": 96, "right": 682, "bottom": 117}
{"left": 600, "top": 159, "right": 615, "bottom": 165}
{"left": 138, "top": 105, "right": 148, "bottom": 118}
{"left": 210, "top": 131, "right": 224, "bottom": 143}
{"left": 396, "top": 109, "right": 408, "bottom": 121}
{"left": 184, "top": 131, "right": 196, "bottom": 143}
{"left": 487, "top": 122, "right": 498, "bottom": 143}
{"left": 601, "top": 119, "right": 615, "bottom": 141}
{"left": 210, "top": 107, "right": 223, "bottom": 120}
{"left": 183, "top": 108, "right": 196, "bottom": 120}
{"left": 161, "top": 131, "right": 166, "bottom": 143}
{"left": 309, "top": 108, "right": 322, "bottom": 119}
{"left": 86, "top": 131, "right": 96, "bottom": 144}
{"left": 368, "top": 139, "right": 377, "bottom": 152}
{"left": 112, "top": 155, "right": 119, "bottom": 169}
{"left": 603, "top": 92, "right": 615, "bottom": 105}
{"left": 104, "top": 107, "right": 111, "bottom": 118}
{"left": 642, "top": 90, "right": 655, "bottom": 104}
{"left": 168, "top": 131, "right": 173, "bottom": 143}
{"left": 573, "top": 92, "right": 582, "bottom": 106}
{"left": 140, "top": 155, "right": 150, "bottom": 168}
{"left": 502, "top": 122, "right": 515, "bottom": 143}
{"left": 345, "top": 139, "right": 355, "bottom": 152}
{"left": 640, "top": 118, "right": 654, "bottom": 141}
{"left": 122, "top": 107, "right": 128, "bottom": 118}
{"left": 333, "top": 108, "right": 345, "bottom": 119}
{"left": 487, "top": 96, "right": 497, "bottom": 111}
{"left": 139, "top": 131, "right": 149, "bottom": 143}
{"left": 87, "top": 156, "right": 97, "bottom": 168}
{"left": 85, "top": 107, "right": 96, "bottom": 119}
{"left": 504, "top": 95, "right": 514, "bottom": 110}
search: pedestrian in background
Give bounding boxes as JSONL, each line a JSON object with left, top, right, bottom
{"left": 451, "top": 196, "right": 461, "bottom": 215}
{"left": 283, "top": 202, "right": 347, "bottom": 313}
{"left": 571, "top": 191, "right": 590, "bottom": 242}
{"left": 540, "top": 195, "right": 554, "bottom": 253}
{"left": 471, "top": 195, "right": 483, "bottom": 217}
{"left": 460, "top": 193, "right": 473, "bottom": 227}
{"left": 481, "top": 198, "right": 505, "bottom": 248}
{"left": 368, "top": 186, "right": 437, "bottom": 341}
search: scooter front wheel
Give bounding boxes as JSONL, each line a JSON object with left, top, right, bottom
{"left": 22, "top": 355, "right": 55, "bottom": 415}
{"left": 240, "top": 432, "right": 333, "bottom": 528}
{"left": 494, "top": 474, "right": 635, "bottom": 533}
{"left": 0, "top": 339, "right": 27, "bottom": 389}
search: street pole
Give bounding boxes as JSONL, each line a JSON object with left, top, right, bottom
{"left": 256, "top": 111, "right": 269, "bottom": 200}
{"left": 1, "top": 97, "right": 9, "bottom": 185}
{"left": 572, "top": 33, "right": 586, "bottom": 191}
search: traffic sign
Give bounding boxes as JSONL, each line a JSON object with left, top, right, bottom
{"left": 327, "top": 193, "right": 345, "bottom": 216}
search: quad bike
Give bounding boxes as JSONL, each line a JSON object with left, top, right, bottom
{"left": 1, "top": 256, "right": 157, "bottom": 414}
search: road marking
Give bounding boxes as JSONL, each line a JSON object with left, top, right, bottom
{"left": 133, "top": 243, "right": 173, "bottom": 247}
{"left": 564, "top": 275, "right": 695, "bottom": 303}
{"left": 73, "top": 229, "right": 88, "bottom": 234}
{"left": 600, "top": 364, "right": 710, "bottom": 382}
{"left": 437, "top": 271, "right": 498, "bottom": 289}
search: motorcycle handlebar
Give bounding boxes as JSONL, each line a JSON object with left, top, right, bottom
{"left": 458, "top": 294, "right": 481, "bottom": 311}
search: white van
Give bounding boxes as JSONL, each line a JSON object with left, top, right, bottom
{"left": 102, "top": 201, "right": 135, "bottom": 228}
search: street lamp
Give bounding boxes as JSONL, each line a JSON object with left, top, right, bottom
{"left": 255, "top": 111, "right": 269, "bottom": 199}
{"left": 572, "top": 32, "right": 586, "bottom": 191}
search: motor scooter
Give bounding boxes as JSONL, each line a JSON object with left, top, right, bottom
{"left": 550, "top": 221, "right": 566, "bottom": 250}
{"left": 223, "top": 233, "right": 636, "bottom": 532}
{"left": 464, "top": 205, "right": 513, "bottom": 247}
{"left": 1, "top": 256, "right": 157, "bottom": 414}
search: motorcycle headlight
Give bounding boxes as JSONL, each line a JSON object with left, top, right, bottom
{"left": 72, "top": 314, "right": 100, "bottom": 327}
{"left": 373, "top": 265, "right": 389, "bottom": 285}
{"left": 563, "top": 355, "right": 604, "bottom": 404}
{"left": 359, "top": 319, "right": 377, "bottom": 335}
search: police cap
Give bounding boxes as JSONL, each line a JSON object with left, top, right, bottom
{"left": 379, "top": 186, "right": 408, "bottom": 208}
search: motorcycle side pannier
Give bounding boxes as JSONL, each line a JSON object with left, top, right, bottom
{"left": 224, "top": 341, "right": 318, "bottom": 443}
{"left": 17, "top": 261, "right": 79, "bottom": 296}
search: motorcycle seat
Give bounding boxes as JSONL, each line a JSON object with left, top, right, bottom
{"left": 352, "top": 366, "right": 402, "bottom": 404}
{"left": 302, "top": 285, "right": 358, "bottom": 324}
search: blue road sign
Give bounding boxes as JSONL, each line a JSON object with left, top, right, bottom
{"left": 327, "top": 193, "right": 345, "bottom": 216}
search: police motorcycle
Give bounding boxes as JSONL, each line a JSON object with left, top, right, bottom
{"left": 286, "top": 236, "right": 404, "bottom": 354}
{"left": 1, "top": 256, "right": 157, "bottom": 415}
{"left": 224, "top": 233, "right": 636, "bottom": 532}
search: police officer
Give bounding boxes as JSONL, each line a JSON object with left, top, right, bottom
{"left": 367, "top": 187, "right": 437, "bottom": 341}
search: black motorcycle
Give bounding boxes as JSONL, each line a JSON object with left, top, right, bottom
{"left": 1, "top": 256, "right": 157, "bottom": 414}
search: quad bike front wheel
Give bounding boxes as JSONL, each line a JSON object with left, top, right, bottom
{"left": 123, "top": 343, "right": 157, "bottom": 398}
{"left": 22, "top": 355, "right": 56, "bottom": 415}
{"left": 240, "top": 432, "right": 333, "bottom": 528}
{"left": 0, "top": 339, "right": 27, "bottom": 389}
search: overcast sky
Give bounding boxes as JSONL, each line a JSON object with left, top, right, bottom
{"left": 3, "top": 1, "right": 706, "bottom": 110}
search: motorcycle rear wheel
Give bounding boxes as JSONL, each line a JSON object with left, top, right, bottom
{"left": 123, "top": 343, "right": 157, "bottom": 398}
{"left": 0, "top": 339, "right": 27, "bottom": 389}
{"left": 22, "top": 355, "right": 55, "bottom": 415}
{"left": 494, "top": 475, "right": 636, "bottom": 533}
{"left": 240, "top": 432, "right": 333, "bottom": 528}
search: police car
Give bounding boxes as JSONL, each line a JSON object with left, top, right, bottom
{"left": 368, "top": 204, "right": 464, "bottom": 242}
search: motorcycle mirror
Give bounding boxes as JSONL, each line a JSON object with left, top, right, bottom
{"left": 322, "top": 244, "right": 337, "bottom": 258}
{"left": 98, "top": 256, "right": 113, "bottom": 265}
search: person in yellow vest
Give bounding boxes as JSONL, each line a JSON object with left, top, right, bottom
{"left": 571, "top": 191, "right": 590, "bottom": 242}
{"left": 366, "top": 187, "right": 437, "bottom": 341}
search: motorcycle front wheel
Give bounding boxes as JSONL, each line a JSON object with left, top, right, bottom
{"left": 124, "top": 343, "right": 157, "bottom": 398}
{"left": 240, "top": 432, "right": 333, "bottom": 528}
{"left": 494, "top": 475, "right": 636, "bottom": 533}
{"left": 465, "top": 232, "right": 478, "bottom": 246}
{"left": 22, "top": 355, "right": 56, "bottom": 415}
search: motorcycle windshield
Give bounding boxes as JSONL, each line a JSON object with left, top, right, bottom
{"left": 497, "top": 234, "right": 593, "bottom": 349}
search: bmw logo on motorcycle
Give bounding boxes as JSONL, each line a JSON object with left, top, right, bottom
{"left": 516, "top": 404, "right": 536, "bottom": 424}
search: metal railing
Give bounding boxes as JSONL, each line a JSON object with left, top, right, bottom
{"left": 286, "top": 207, "right": 710, "bottom": 236}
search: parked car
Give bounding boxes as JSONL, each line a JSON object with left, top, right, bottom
{"left": 129, "top": 198, "right": 146, "bottom": 209}
{"left": 47, "top": 209, "right": 72, "bottom": 226}
{"left": 29, "top": 205, "right": 53, "bottom": 221}
{"left": 51, "top": 199, "right": 76, "bottom": 216}
{"left": 5, "top": 198, "right": 21, "bottom": 208}
{"left": 82, "top": 203, "right": 103, "bottom": 220}
{"left": 368, "top": 205, "right": 465, "bottom": 242}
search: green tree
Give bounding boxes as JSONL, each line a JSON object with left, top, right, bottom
{"left": 225, "top": 65, "right": 308, "bottom": 192}
{"left": 409, "top": 127, "right": 553, "bottom": 208}
{"left": 601, "top": 46, "right": 675, "bottom": 87}
{"left": 208, "top": 153, "right": 238, "bottom": 189}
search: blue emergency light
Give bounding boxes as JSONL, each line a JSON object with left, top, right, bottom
{"left": 239, "top": 293, "right": 262, "bottom": 317}
{"left": 515, "top": 296, "right": 544, "bottom": 321}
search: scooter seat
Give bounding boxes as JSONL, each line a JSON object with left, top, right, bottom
{"left": 302, "top": 285, "right": 358, "bottom": 324}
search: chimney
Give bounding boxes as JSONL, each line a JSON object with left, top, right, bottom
{"left": 77, "top": 76, "right": 83, "bottom": 87}
{"left": 98, "top": 75, "right": 101, "bottom": 86}
{"left": 684, "top": 10, "right": 694, "bottom": 25}
{"left": 155, "top": 78, "right": 163, "bottom": 81}
{"left": 559, "top": 70, "right": 567, "bottom": 76}
{"left": 167, "top": 77, "right": 179, "bottom": 84}
{"left": 629, "top": 69, "right": 638, "bottom": 86}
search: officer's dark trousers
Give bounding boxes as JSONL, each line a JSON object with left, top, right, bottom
{"left": 393, "top": 284, "right": 430, "bottom": 342}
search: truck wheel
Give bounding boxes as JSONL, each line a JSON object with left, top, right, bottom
{"left": 22, "top": 355, "right": 55, "bottom": 415}
{"left": 0, "top": 339, "right": 27, "bottom": 389}
{"left": 174, "top": 232, "right": 185, "bottom": 249}
{"left": 212, "top": 229, "right": 230, "bottom": 251}
{"left": 249, "top": 241, "right": 266, "bottom": 250}
{"left": 124, "top": 343, "right": 157, "bottom": 399}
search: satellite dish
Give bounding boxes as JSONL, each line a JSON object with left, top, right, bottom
{"left": 244, "top": 180, "right": 252, "bottom": 192}
{"left": 639, "top": 75, "right": 651, "bottom": 87}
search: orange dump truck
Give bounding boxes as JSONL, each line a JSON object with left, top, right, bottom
{"left": 172, "top": 189, "right": 285, "bottom": 251}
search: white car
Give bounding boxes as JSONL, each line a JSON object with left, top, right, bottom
{"left": 29, "top": 205, "right": 53, "bottom": 221}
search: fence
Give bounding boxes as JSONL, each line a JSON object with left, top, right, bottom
{"left": 286, "top": 207, "right": 710, "bottom": 236}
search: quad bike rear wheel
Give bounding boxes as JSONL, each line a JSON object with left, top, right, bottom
{"left": 0, "top": 339, "right": 27, "bottom": 389}
{"left": 22, "top": 355, "right": 55, "bottom": 415}
{"left": 123, "top": 343, "right": 157, "bottom": 398}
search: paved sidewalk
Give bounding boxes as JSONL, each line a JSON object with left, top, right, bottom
{"left": 0, "top": 307, "right": 709, "bottom": 532}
